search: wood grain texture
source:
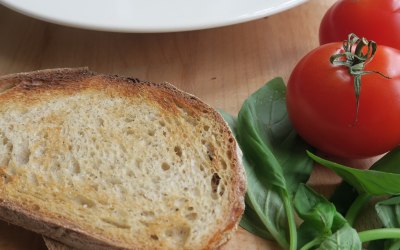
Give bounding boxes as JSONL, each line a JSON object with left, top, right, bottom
{"left": 0, "top": 0, "right": 337, "bottom": 249}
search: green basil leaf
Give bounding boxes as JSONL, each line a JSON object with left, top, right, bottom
{"left": 238, "top": 77, "right": 313, "bottom": 194}
{"left": 294, "top": 184, "right": 362, "bottom": 250}
{"left": 244, "top": 156, "right": 288, "bottom": 244}
{"left": 308, "top": 151, "right": 400, "bottom": 196}
{"left": 317, "top": 224, "right": 362, "bottom": 250}
{"left": 295, "top": 184, "right": 335, "bottom": 232}
{"left": 331, "top": 147, "right": 400, "bottom": 215}
{"left": 295, "top": 184, "right": 348, "bottom": 248}
{"left": 328, "top": 149, "right": 400, "bottom": 250}
{"left": 370, "top": 147, "right": 400, "bottom": 173}
{"left": 220, "top": 79, "right": 313, "bottom": 248}
{"left": 219, "top": 109, "right": 289, "bottom": 244}
{"left": 295, "top": 184, "right": 347, "bottom": 233}
{"left": 235, "top": 78, "right": 313, "bottom": 249}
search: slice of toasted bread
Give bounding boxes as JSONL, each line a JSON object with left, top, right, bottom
{"left": 0, "top": 68, "right": 246, "bottom": 250}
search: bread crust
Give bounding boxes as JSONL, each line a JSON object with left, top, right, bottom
{"left": 0, "top": 68, "right": 246, "bottom": 250}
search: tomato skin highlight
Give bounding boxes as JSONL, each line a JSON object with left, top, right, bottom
{"left": 319, "top": 0, "right": 400, "bottom": 50}
{"left": 286, "top": 43, "right": 400, "bottom": 159}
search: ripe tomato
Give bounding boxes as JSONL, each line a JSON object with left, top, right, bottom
{"left": 319, "top": 0, "right": 400, "bottom": 50}
{"left": 286, "top": 39, "right": 400, "bottom": 159}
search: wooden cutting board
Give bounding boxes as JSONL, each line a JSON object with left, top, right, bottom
{"left": 0, "top": 0, "right": 339, "bottom": 249}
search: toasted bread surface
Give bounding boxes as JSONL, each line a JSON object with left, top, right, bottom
{"left": 0, "top": 68, "right": 246, "bottom": 250}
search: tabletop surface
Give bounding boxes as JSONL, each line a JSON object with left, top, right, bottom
{"left": 0, "top": 0, "right": 341, "bottom": 249}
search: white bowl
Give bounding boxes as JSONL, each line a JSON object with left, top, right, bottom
{"left": 0, "top": 0, "right": 308, "bottom": 33}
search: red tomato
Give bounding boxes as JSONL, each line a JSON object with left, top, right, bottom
{"left": 319, "top": 0, "right": 400, "bottom": 50}
{"left": 286, "top": 41, "right": 400, "bottom": 159}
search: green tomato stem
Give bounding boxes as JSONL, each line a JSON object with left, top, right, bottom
{"left": 345, "top": 193, "right": 371, "bottom": 226}
{"left": 329, "top": 33, "right": 390, "bottom": 124}
{"left": 282, "top": 189, "right": 297, "bottom": 250}
{"left": 359, "top": 228, "right": 400, "bottom": 243}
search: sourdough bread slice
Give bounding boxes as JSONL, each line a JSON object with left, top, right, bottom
{"left": 0, "top": 68, "right": 246, "bottom": 250}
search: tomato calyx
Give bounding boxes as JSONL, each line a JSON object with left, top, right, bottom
{"left": 330, "top": 33, "right": 390, "bottom": 124}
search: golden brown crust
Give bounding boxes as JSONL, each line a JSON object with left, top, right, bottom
{"left": 0, "top": 68, "right": 246, "bottom": 250}
{"left": 0, "top": 68, "right": 93, "bottom": 92}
